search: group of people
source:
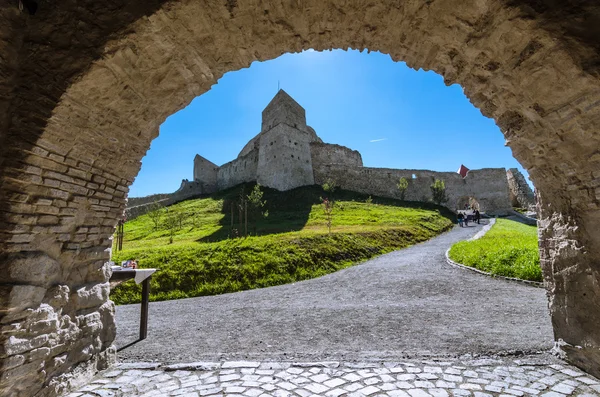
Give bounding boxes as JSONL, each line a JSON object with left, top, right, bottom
{"left": 457, "top": 204, "right": 481, "bottom": 227}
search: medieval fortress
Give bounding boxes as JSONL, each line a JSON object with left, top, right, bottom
{"left": 127, "top": 90, "right": 534, "bottom": 217}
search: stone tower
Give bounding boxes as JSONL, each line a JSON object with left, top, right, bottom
{"left": 261, "top": 89, "right": 308, "bottom": 132}
{"left": 256, "top": 90, "right": 316, "bottom": 190}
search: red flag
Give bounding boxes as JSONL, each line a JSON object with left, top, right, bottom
{"left": 457, "top": 164, "right": 470, "bottom": 178}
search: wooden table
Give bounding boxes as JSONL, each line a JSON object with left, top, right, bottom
{"left": 110, "top": 267, "right": 157, "bottom": 340}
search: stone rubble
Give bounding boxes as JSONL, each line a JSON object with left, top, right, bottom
{"left": 64, "top": 359, "right": 600, "bottom": 397}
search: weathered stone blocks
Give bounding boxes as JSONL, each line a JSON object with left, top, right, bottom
{"left": 1, "top": 0, "right": 600, "bottom": 395}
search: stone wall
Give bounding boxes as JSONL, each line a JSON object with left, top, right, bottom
{"left": 126, "top": 193, "right": 171, "bottom": 209}
{"left": 507, "top": 168, "right": 536, "bottom": 210}
{"left": 237, "top": 134, "right": 261, "bottom": 158}
{"left": 310, "top": 142, "right": 363, "bottom": 168}
{"left": 2, "top": 0, "right": 600, "bottom": 393}
{"left": 124, "top": 180, "right": 209, "bottom": 220}
{"left": 314, "top": 165, "right": 512, "bottom": 214}
{"left": 256, "top": 124, "right": 315, "bottom": 191}
{"left": 193, "top": 155, "right": 218, "bottom": 188}
{"left": 261, "top": 90, "right": 307, "bottom": 132}
{"left": 217, "top": 149, "right": 259, "bottom": 191}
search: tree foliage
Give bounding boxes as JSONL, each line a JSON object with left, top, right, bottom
{"left": 147, "top": 201, "right": 164, "bottom": 230}
{"left": 397, "top": 177, "right": 409, "bottom": 200}
{"left": 246, "top": 184, "right": 269, "bottom": 234}
{"left": 430, "top": 179, "right": 448, "bottom": 205}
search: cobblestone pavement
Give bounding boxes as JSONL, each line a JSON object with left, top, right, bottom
{"left": 68, "top": 358, "right": 600, "bottom": 397}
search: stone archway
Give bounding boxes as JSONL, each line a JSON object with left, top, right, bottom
{"left": 1, "top": 1, "right": 600, "bottom": 395}
{"left": 457, "top": 196, "right": 481, "bottom": 212}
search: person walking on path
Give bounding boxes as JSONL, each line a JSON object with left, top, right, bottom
{"left": 474, "top": 209, "right": 481, "bottom": 224}
{"left": 457, "top": 212, "right": 464, "bottom": 227}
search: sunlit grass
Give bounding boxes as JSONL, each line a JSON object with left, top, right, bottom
{"left": 111, "top": 184, "right": 454, "bottom": 304}
{"left": 448, "top": 219, "right": 541, "bottom": 282}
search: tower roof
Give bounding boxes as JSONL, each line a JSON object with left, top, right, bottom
{"left": 261, "top": 89, "right": 307, "bottom": 132}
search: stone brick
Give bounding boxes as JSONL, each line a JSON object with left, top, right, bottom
{"left": 2, "top": 1, "right": 600, "bottom": 395}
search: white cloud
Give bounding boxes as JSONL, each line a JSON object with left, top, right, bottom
{"left": 369, "top": 138, "right": 387, "bottom": 143}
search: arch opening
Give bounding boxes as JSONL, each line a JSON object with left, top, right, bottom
{"left": 2, "top": 1, "right": 600, "bottom": 395}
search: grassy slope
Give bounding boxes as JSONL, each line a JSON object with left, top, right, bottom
{"left": 448, "top": 219, "right": 542, "bottom": 282}
{"left": 112, "top": 184, "right": 454, "bottom": 304}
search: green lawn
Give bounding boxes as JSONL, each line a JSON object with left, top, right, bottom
{"left": 448, "top": 219, "right": 542, "bottom": 282}
{"left": 111, "top": 184, "right": 454, "bottom": 304}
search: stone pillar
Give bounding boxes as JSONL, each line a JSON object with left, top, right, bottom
{"left": 538, "top": 193, "right": 600, "bottom": 379}
{"left": 0, "top": 143, "right": 126, "bottom": 396}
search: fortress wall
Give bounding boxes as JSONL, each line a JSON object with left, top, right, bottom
{"left": 127, "top": 193, "right": 171, "bottom": 208}
{"left": 314, "top": 165, "right": 512, "bottom": 214}
{"left": 238, "top": 133, "right": 260, "bottom": 157}
{"left": 193, "top": 155, "right": 219, "bottom": 187}
{"left": 507, "top": 168, "right": 536, "bottom": 210}
{"left": 256, "top": 124, "right": 314, "bottom": 191}
{"left": 217, "top": 149, "right": 259, "bottom": 190}
{"left": 261, "top": 91, "right": 306, "bottom": 132}
{"left": 125, "top": 180, "right": 212, "bottom": 220}
{"left": 310, "top": 142, "right": 363, "bottom": 168}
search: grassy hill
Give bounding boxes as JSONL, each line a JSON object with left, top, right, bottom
{"left": 111, "top": 184, "right": 454, "bottom": 304}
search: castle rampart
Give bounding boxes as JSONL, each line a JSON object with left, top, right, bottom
{"left": 507, "top": 168, "right": 536, "bottom": 210}
{"left": 256, "top": 123, "right": 315, "bottom": 191}
{"left": 193, "top": 154, "right": 219, "bottom": 190}
{"left": 217, "top": 148, "right": 259, "bottom": 190}
{"left": 310, "top": 142, "right": 363, "bottom": 168}
{"left": 127, "top": 89, "right": 520, "bottom": 218}
{"left": 313, "top": 165, "right": 512, "bottom": 215}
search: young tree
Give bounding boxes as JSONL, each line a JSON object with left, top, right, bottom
{"left": 430, "top": 179, "right": 448, "bottom": 205}
{"left": 322, "top": 178, "right": 337, "bottom": 202}
{"left": 235, "top": 187, "right": 246, "bottom": 237}
{"left": 397, "top": 177, "right": 409, "bottom": 200}
{"left": 321, "top": 197, "right": 334, "bottom": 234}
{"left": 164, "top": 210, "right": 178, "bottom": 244}
{"left": 321, "top": 178, "right": 338, "bottom": 234}
{"left": 246, "top": 184, "right": 268, "bottom": 234}
{"left": 147, "top": 201, "right": 164, "bottom": 230}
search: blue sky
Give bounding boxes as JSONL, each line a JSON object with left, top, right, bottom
{"left": 129, "top": 49, "right": 531, "bottom": 197}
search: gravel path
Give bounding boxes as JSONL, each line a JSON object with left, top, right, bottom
{"left": 115, "top": 222, "right": 553, "bottom": 364}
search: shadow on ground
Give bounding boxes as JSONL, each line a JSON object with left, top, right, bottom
{"left": 198, "top": 184, "right": 456, "bottom": 242}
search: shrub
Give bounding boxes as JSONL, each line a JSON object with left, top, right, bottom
{"left": 430, "top": 179, "right": 448, "bottom": 205}
{"left": 397, "top": 177, "right": 409, "bottom": 200}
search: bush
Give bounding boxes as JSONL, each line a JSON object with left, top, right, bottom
{"left": 430, "top": 179, "right": 448, "bottom": 205}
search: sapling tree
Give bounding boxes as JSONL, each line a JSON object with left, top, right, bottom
{"left": 164, "top": 209, "right": 178, "bottom": 244}
{"left": 322, "top": 178, "right": 338, "bottom": 203}
{"left": 246, "top": 184, "right": 268, "bottom": 234}
{"left": 397, "top": 177, "right": 409, "bottom": 200}
{"left": 321, "top": 178, "right": 338, "bottom": 234}
{"left": 148, "top": 201, "right": 164, "bottom": 230}
{"left": 430, "top": 178, "right": 448, "bottom": 205}
{"left": 321, "top": 197, "right": 334, "bottom": 234}
{"left": 175, "top": 211, "right": 186, "bottom": 230}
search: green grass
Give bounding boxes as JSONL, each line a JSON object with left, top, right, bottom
{"left": 448, "top": 219, "right": 542, "bottom": 282}
{"left": 111, "top": 184, "right": 454, "bottom": 304}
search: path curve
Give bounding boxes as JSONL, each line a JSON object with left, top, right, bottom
{"left": 115, "top": 222, "right": 553, "bottom": 363}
